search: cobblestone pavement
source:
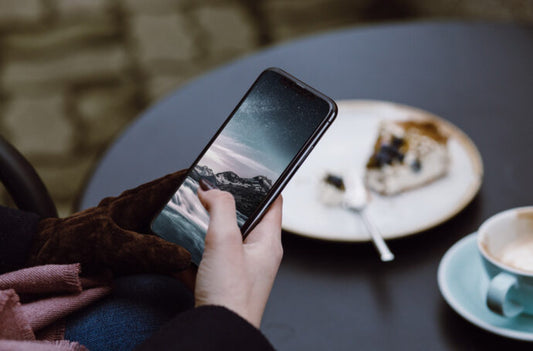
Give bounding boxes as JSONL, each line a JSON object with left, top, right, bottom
{"left": 1, "top": 0, "right": 532, "bottom": 216}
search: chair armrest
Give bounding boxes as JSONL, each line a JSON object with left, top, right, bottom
{"left": 0, "top": 135, "right": 58, "bottom": 218}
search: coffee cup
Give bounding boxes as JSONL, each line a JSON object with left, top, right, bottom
{"left": 477, "top": 207, "right": 533, "bottom": 317}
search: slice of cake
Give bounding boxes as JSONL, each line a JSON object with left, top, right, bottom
{"left": 364, "top": 119, "right": 450, "bottom": 195}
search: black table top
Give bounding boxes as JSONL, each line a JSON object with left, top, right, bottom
{"left": 80, "top": 22, "right": 533, "bottom": 350}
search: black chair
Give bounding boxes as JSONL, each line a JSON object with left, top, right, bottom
{"left": 0, "top": 135, "right": 58, "bottom": 218}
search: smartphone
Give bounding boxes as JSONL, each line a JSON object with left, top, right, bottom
{"left": 151, "top": 67, "right": 337, "bottom": 265}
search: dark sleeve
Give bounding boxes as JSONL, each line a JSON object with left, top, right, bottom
{"left": 0, "top": 205, "right": 39, "bottom": 273}
{"left": 136, "top": 305, "right": 276, "bottom": 351}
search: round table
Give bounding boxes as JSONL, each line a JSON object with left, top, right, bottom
{"left": 80, "top": 22, "right": 533, "bottom": 350}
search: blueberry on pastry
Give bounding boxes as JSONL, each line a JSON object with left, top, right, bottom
{"left": 365, "top": 119, "right": 450, "bottom": 195}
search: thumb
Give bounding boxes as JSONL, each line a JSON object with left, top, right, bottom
{"left": 197, "top": 188, "right": 242, "bottom": 250}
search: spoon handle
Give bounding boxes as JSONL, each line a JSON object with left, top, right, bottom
{"left": 358, "top": 210, "right": 395, "bottom": 262}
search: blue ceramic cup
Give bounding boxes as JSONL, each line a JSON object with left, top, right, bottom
{"left": 478, "top": 207, "right": 533, "bottom": 318}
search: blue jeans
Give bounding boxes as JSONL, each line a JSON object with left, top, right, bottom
{"left": 65, "top": 274, "right": 194, "bottom": 351}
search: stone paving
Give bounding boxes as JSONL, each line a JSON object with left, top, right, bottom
{"left": 0, "top": 0, "right": 531, "bottom": 216}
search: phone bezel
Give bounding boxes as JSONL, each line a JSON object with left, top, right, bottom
{"left": 150, "top": 67, "right": 338, "bottom": 239}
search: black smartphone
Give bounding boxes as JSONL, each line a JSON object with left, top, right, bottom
{"left": 151, "top": 67, "right": 337, "bottom": 265}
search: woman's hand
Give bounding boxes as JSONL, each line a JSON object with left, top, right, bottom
{"left": 195, "top": 187, "right": 283, "bottom": 328}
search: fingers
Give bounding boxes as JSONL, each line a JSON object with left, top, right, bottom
{"left": 194, "top": 190, "right": 283, "bottom": 327}
{"left": 197, "top": 187, "right": 242, "bottom": 249}
{"left": 197, "top": 186, "right": 283, "bottom": 262}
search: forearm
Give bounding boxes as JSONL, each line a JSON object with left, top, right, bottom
{"left": 136, "top": 305, "right": 275, "bottom": 351}
{"left": 0, "top": 205, "right": 40, "bottom": 273}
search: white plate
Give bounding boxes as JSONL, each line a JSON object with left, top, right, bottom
{"left": 438, "top": 233, "right": 533, "bottom": 341}
{"left": 281, "top": 100, "right": 483, "bottom": 241}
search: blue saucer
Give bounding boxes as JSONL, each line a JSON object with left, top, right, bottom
{"left": 438, "top": 233, "right": 533, "bottom": 341}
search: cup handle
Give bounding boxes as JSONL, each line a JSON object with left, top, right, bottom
{"left": 486, "top": 272, "right": 524, "bottom": 317}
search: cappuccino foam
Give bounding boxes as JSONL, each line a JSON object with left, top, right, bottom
{"left": 498, "top": 236, "right": 533, "bottom": 273}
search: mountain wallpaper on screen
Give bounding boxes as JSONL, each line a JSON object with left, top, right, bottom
{"left": 151, "top": 69, "right": 331, "bottom": 265}
{"left": 190, "top": 164, "right": 272, "bottom": 219}
{"left": 152, "top": 163, "right": 272, "bottom": 265}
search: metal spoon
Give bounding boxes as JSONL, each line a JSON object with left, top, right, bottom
{"left": 323, "top": 173, "right": 395, "bottom": 262}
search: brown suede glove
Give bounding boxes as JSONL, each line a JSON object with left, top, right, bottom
{"left": 27, "top": 170, "right": 192, "bottom": 276}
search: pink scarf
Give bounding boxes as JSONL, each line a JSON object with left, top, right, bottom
{"left": 0, "top": 264, "right": 111, "bottom": 351}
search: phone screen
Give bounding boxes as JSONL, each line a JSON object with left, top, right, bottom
{"left": 151, "top": 68, "right": 336, "bottom": 265}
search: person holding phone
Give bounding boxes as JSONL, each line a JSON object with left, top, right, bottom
{"left": 0, "top": 171, "right": 280, "bottom": 350}
{"left": 137, "top": 183, "right": 283, "bottom": 350}
{"left": 151, "top": 68, "right": 337, "bottom": 266}
{"left": 1, "top": 68, "right": 336, "bottom": 350}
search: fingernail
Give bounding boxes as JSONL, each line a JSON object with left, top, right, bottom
{"left": 199, "top": 178, "right": 216, "bottom": 191}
